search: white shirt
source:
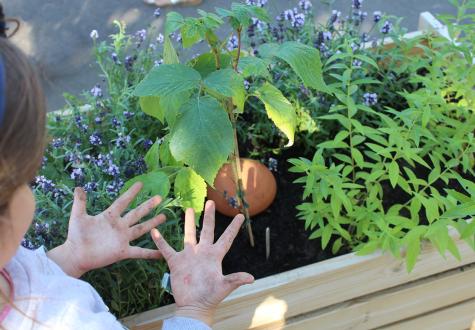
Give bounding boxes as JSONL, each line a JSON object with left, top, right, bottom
{"left": 2, "top": 246, "right": 210, "bottom": 330}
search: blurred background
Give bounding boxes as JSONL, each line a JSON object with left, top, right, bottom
{"left": 3, "top": 0, "right": 456, "bottom": 111}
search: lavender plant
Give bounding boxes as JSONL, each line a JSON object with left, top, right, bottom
{"left": 27, "top": 21, "right": 184, "bottom": 317}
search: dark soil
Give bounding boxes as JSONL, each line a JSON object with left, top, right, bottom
{"left": 207, "top": 148, "right": 341, "bottom": 279}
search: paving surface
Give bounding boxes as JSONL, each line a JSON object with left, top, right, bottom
{"left": 4, "top": 0, "right": 456, "bottom": 111}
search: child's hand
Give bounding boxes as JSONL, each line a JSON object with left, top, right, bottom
{"left": 47, "top": 182, "right": 164, "bottom": 278}
{"left": 151, "top": 201, "right": 254, "bottom": 326}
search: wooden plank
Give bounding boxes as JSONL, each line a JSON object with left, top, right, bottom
{"left": 122, "top": 236, "right": 475, "bottom": 330}
{"left": 282, "top": 264, "right": 475, "bottom": 330}
{"left": 381, "top": 298, "right": 475, "bottom": 330}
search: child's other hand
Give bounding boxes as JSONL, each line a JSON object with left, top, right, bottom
{"left": 47, "top": 182, "right": 164, "bottom": 278}
{"left": 151, "top": 201, "right": 254, "bottom": 326}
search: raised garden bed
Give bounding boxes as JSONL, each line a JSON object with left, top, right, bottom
{"left": 121, "top": 11, "right": 475, "bottom": 330}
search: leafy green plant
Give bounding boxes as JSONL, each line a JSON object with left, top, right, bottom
{"left": 133, "top": 3, "right": 328, "bottom": 246}
{"left": 290, "top": 0, "right": 475, "bottom": 272}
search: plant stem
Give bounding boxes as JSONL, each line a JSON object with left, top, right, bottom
{"left": 233, "top": 27, "right": 242, "bottom": 72}
{"left": 228, "top": 101, "right": 255, "bottom": 247}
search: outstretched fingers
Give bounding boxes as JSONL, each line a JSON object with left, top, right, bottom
{"left": 223, "top": 272, "right": 254, "bottom": 293}
{"left": 127, "top": 246, "right": 162, "bottom": 260}
{"left": 124, "top": 195, "right": 162, "bottom": 226}
{"left": 199, "top": 201, "right": 215, "bottom": 245}
{"left": 71, "top": 187, "right": 87, "bottom": 217}
{"left": 151, "top": 228, "right": 176, "bottom": 261}
{"left": 129, "top": 214, "right": 166, "bottom": 241}
{"left": 215, "top": 214, "right": 245, "bottom": 258}
{"left": 184, "top": 208, "right": 197, "bottom": 246}
{"left": 108, "top": 181, "right": 143, "bottom": 216}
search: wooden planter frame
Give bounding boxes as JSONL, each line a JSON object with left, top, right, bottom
{"left": 122, "top": 12, "right": 475, "bottom": 330}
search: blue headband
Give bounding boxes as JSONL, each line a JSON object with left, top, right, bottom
{"left": 0, "top": 56, "right": 5, "bottom": 127}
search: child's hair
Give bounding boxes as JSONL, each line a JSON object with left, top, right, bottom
{"left": 0, "top": 18, "right": 47, "bottom": 216}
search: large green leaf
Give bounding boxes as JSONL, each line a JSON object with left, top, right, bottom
{"left": 181, "top": 18, "right": 205, "bottom": 48}
{"left": 255, "top": 82, "right": 297, "bottom": 146}
{"left": 121, "top": 171, "right": 170, "bottom": 207}
{"left": 139, "top": 91, "right": 190, "bottom": 125}
{"left": 174, "top": 167, "right": 207, "bottom": 218}
{"left": 274, "top": 42, "right": 328, "bottom": 92}
{"left": 169, "top": 96, "right": 234, "bottom": 185}
{"left": 203, "top": 68, "right": 245, "bottom": 112}
{"left": 238, "top": 56, "right": 271, "bottom": 79}
{"left": 134, "top": 64, "right": 201, "bottom": 97}
{"left": 166, "top": 12, "right": 184, "bottom": 34}
{"left": 216, "top": 3, "right": 270, "bottom": 28}
{"left": 144, "top": 139, "right": 161, "bottom": 172}
{"left": 190, "top": 53, "right": 232, "bottom": 78}
{"left": 163, "top": 36, "right": 180, "bottom": 64}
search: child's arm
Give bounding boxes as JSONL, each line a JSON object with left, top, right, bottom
{"left": 47, "top": 182, "right": 164, "bottom": 278}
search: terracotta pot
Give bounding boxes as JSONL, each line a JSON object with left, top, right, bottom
{"left": 207, "top": 158, "right": 277, "bottom": 217}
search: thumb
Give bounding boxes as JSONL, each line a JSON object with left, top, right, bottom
{"left": 71, "top": 187, "right": 87, "bottom": 217}
{"left": 223, "top": 272, "right": 254, "bottom": 293}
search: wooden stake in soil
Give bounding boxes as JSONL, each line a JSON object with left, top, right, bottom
{"left": 265, "top": 227, "right": 270, "bottom": 260}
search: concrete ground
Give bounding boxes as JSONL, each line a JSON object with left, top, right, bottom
{"left": 4, "top": 0, "right": 456, "bottom": 111}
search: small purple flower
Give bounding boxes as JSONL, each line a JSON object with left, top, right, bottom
{"left": 154, "top": 8, "right": 161, "bottom": 17}
{"left": 292, "top": 13, "right": 305, "bottom": 28}
{"left": 245, "top": 0, "right": 267, "bottom": 7}
{"left": 322, "top": 31, "right": 332, "bottom": 42}
{"left": 93, "top": 153, "right": 111, "bottom": 168}
{"left": 361, "top": 32, "right": 369, "bottom": 42}
{"left": 123, "top": 111, "right": 134, "bottom": 119}
{"left": 300, "top": 84, "right": 310, "bottom": 96}
{"left": 52, "top": 188, "right": 66, "bottom": 199}
{"left": 227, "top": 35, "right": 239, "bottom": 51}
{"left": 329, "top": 10, "right": 341, "bottom": 25}
{"left": 227, "top": 196, "right": 239, "bottom": 209}
{"left": 352, "top": 0, "right": 363, "bottom": 10}
{"left": 51, "top": 138, "right": 64, "bottom": 148}
{"left": 71, "top": 168, "right": 84, "bottom": 181}
{"left": 111, "top": 52, "right": 120, "bottom": 65}
{"left": 90, "top": 29, "right": 99, "bottom": 40}
{"left": 244, "top": 80, "right": 250, "bottom": 90}
{"left": 106, "top": 179, "right": 124, "bottom": 196}
{"left": 112, "top": 117, "right": 120, "bottom": 127}
{"left": 89, "top": 132, "right": 102, "bottom": 146}
{"left": 115, "top": 134, "right": 131, "bottom": 148}
{"left": 373, "top": 11, "right": 382, "bottom": 23}
{"left": 124, "top": 55, "right": 136, "bottom": 71}
{"left": 84, "top": 182, "right": 98, "bottom": 193}
{"left": 352, "top": 59, "right": 363, "bottom": 68}
{"left": 154, "top": 59, "right": 164, "bottom": 67}
{"left": 41, "top": 156, "right": 48, "bottom": 169}
{"left": 135, "top": 29, "right": 147, "bottom": 44}
{"left": 299, "top": 0, "right": 312, "bottom": 13}
{"left": 175, "top": 33, "right": 182, "bottom": 43}
{"left": 268, "top": 157, "right": 278, "bottom": 172}
{"left": 157, "top": 33, "right": 164, "bottom": 44}
{"left": 94, "top": 116, "right": 102, "bottom": 124}
{"left": 34, "top": 222, "right": 49, "bottom": 236}
{"left": 35, "top": 176, "right": 56, "bottom": 192}
{"left": 143, "top": 139, "right": 154, "bottom": 150}
{"left": 74, "top": 115, "right": 83, "bottom": 127}
{"left": 363, "top": 92, "right": 378, "bottom": 106}
{"left": 21, "top": 239, "right": 36, "bottom": 250}
{"left": 90, "top": 84, "right": 103, "bottom": 98}
{"left": 381, "top": 20, "right": 392, "bottom": 34}
{"left": 105, "top": 163, "right": 120, "bottom": 177}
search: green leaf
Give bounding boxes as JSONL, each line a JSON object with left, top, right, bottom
{"left": 203, "top": 68, "right": 245, "bottom": 112}
{"left": 356, "top": 241, "right": 379, "bottom": 256}
{"left": 139, "top": 91, "right": 189, "bottom": 125}
{"left": 274, "top": 42, "right": 328, "bottom": 92}
{"left": 442, "top": 201, "right": 475, "bottom": 218}
{"left": 322, "top": 225, "right": 333, "bottom": 249}
{"left": 139, "top": 96, "right": 164, "bottom": 122}
{"left": 180, "top": 18, "right": 204, "bottom": 48}
{"left": 351, "top": 148, "right": 364, "bottom": 167}
{"left": 166, "top": 12, "right": 184, "bottom": 34}
{"left": 174, "top": 167, "right": 207, "bottom": 218}
{"left": 191, "top": 53, "right": 232, "bottom": 78}
{"left": 388, "top": 161, "right": 400, "bottom": 188}
{"left": 258, "top": 43, "right": 279, "bottom": 59}
{"left": 163, "top": 36, "right": 180, "bottom": 64}
{"left": 134, "top": 64, "right": 201, "bottom": 97}
{"left": 255, "top": 82, "right": 297, "bottom": 146}
{"left": 121, "top": 171, "right": 170, "bottom": 207}
{"left": 144, "top": 140, "right": 160, "bottom": 172}
{"left": 169, "top": 96, "right": 233, "bottom": 185}
{"left": 237, "top": 56, "right": 271, "bottom": 79}
{"left": 406, "top": 236, "right": 421, "bottom": 273}
{"left": 332, "top": 238, "right": 343, "bottom": 254}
